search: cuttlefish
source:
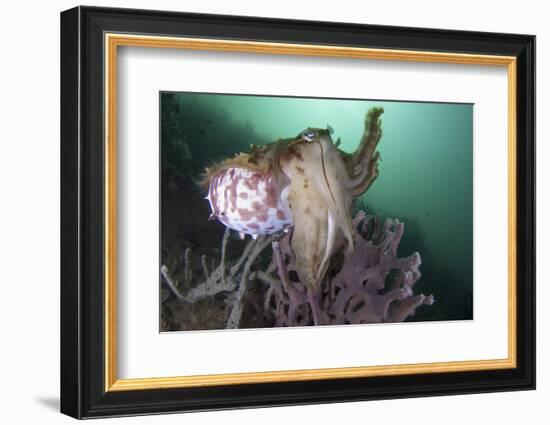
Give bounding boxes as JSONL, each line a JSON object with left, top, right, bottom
{"left": 201, "top": 107, "right": 384, "bottom": 289}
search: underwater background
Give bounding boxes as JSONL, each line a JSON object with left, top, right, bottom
{"left": 160, "top": 91, "right": 473, "bottom": 330}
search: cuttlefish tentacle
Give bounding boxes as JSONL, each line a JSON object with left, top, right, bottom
{"left": 318, "top": 209, "right": 337, "bottom": 287}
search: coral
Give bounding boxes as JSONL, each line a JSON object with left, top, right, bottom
{"left": 258, "top": 211, "right": 434, "bottom": 326}
{"left": 161, "top": 210, "right": 434, "bottom": 329}
{"left": 161, "top": 229, "right": 274, "bottom": 329}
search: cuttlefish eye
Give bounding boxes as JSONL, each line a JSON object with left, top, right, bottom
{"left": 301, "top": 130, "right": 316, "bottom": 142}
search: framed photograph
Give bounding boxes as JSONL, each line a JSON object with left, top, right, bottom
{"left": 60, "top": 6, "right": 535, "bottom": 419}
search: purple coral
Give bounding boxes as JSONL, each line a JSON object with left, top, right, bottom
{"left": 260, "top": 211, "right": 434, "bottom": 326}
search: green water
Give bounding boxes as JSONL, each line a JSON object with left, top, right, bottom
{"left": 161, "top": 92, "right": 473, "bottom": 321}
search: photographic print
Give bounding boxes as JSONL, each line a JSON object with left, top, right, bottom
{"left": 160, "top": 92, "right": 473, "bottom": 331}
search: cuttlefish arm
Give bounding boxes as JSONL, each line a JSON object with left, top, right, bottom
{"left": 280, "top": 132, "right": 354, "bottom": 289}
{"left": 284, "top": 172, "right": 330, "bottom": 288}
{"left": 343, "top": 107, "right": 384, "bottom": 196}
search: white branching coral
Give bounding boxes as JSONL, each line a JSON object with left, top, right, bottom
{"left": 161, "top": 229, "right": 273, "bottom": 329}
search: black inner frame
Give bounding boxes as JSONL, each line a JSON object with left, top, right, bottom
{"left": 60, "top": 6, "right": 535, "bottom": 419}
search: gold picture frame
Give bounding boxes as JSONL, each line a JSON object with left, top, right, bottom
{"left": 104, "top": 33, "right": 518, "bottom": 392}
